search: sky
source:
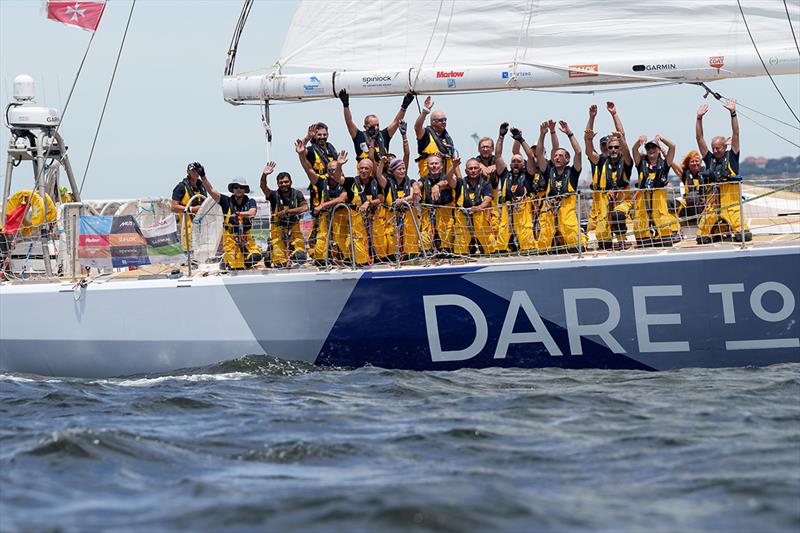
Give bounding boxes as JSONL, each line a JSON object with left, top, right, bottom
{"left": 1, "top": 0, "right": 798, "bottom": 199}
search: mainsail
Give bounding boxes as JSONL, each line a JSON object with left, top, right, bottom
{"left": 223, "top": 0, "right": 799, "bottom": 102}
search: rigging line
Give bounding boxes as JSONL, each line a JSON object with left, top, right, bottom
{"left": 523, "top": 81, "right": 682, "bottom": 95}
{"left": 411, "top": 0, "right": 445, "bottom": 92}
{"left": 784, "top": 0, "right": 800, "bottom": 58}
{"left": 510, "top": 0, "right": 535, "bottom": 83}
{"left": 737, "top": 108, "right": 800, "bottom": 148}
{"left": 695, "top": 80, "right": 800, "bottom": 130}
{"left": 736, "top": 0, "right": 800, "bottom": 123}
{"left": 430, "top": 0, "right": 456, "bottom": 65}
{"left": 80, "top": 0, "right": 137, "bottom": 195}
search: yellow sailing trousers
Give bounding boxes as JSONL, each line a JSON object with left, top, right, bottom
{"left": 270, "top": 221, "right": 306, "bottom": 266}
{"left": 634, "top": 189, "right": 672, "bottom": 239}
{"left": 435, "top": 206, "right": 454, "bottom": 251}
{"left": 536, "top": 197, "right": 588, "bottom": 250}
{"left": 453, "top": 208, "right": 496, "bottom": 255}
{"left": 370, "top": 206, "right": 393, "bottom": 260}
{"left": 697, "top": 182, "right": 748, "bottom": 236}
{"left": 587, "top": 191, "right": 602, "bottom": 232}
{"left": 384, "top": 206, "right": 428, "bottom": 256}
{"left": 223, "top": 230, "right": 261, "bottom": 269}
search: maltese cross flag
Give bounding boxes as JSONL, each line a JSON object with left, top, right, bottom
{"left": 46, "top": 1, "right": 106, "bottom": 31}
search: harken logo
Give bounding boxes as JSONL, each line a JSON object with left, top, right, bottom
{"left": 436, "top": 71, "right": 464, "bottom": 79}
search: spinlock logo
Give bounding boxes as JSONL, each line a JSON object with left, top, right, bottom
{"left": 436, "top": 70, "right": 464, "bottom": 78}
{"left": 632, "top": 63, "right": 677, "bottom": 72}
{"left": 362, "top": 75, "right": 393, "bottom": 83}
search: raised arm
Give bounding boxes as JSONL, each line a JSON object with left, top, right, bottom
{"left": 295, "top": 139, "right": 319, "bottom": 184}
{"left": 375, "top": 156, "right": 389, "bottom": 190}
{"left": 444, "top": 155, "right": 460, "bottom": 190}
{"left": 386, "top": 93, "right": 414, "bottom": 137}
{"left": 585, "top": 105, "right": 600, "bottom": 165}
{"left": 510, "top": 128, "right": 537, "bottom": 175}
{"left": 258, "top": 161, "right": 277, "bottom": 197}
{"left": 200, "top": 175, "right": 221, "bottom": 204}
{"left": 333, "top": 151, "right": 348, "bottom": 185}
{"left": 632, "top": 135, "right": 645, "bottom": 166}
{"left": 536, "top": 122, "right": 548, "bottom": 173}
{"left": 613, "top": 131, "right": 633, "bottom": 166}
{"left": 414, "top": 96, "right": 433, "bottom": 140}
{"left": 696, "top": 104, "right": 709, "bottom": 155}
{"left": 495, "top": 123, "right": 508, "bottom": 175}
{"left": 656, "top": 135, "right": 676, "bottom": 166}
{"left": 548, "top": 120, "right": 560, "bottom": 158}
{"left": 338, "top": 90, "right": 359, "bottom": 138}
{"left": 400, "top": 121, "right": 410, "bottom": 169}
{"left": 560, "top": 121, "right": 581, "bottom": 173}
{"left": 606, "top": 101, "right": 626, "bottom": 138}
{"left": 724, "top": 99, "right": 740, "bottom": 154}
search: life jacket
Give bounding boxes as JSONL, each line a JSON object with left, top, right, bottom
{"left": 273, "top": 188, "right": 303, "bottom": 225}
{"left": 708, "top": 151, "right": 738, "bottom": 182}
{"left": 547, "top": 164, "right": 577, "bottom": 197}
{"left": 385, "top": 176, "right": 412, "bottom": 205}
{"left": 354, "top": 129, "right": 388, "bottom": 161}
{"left": 503, "top": 170, "right": 529, "bottom": 203}
{"left": 416, "top": 126, "right": 455, "bottom": 175}
{"left": 178, "top": 178, "right": 207, "bottom": 210}
{"left": 307, "top": 142, "right": 337, "bottom": 177}
{"left": 308, "top": 176, "right": 329, "bottom": 212}
{"left": 682, "top": 168, "right": 706, "bottom": 195}
{"left": 597, "top": 157, "right": 629, "bottom": 191}
{"left": 491, "top": 171, "right": 507, "bottom": 205}
{"left": 352, "top": 177, "right": 380, "bottom": 207}
{"left": 223, "top": 195, "right": 253, "bottom": 231}
{"left": 637, "top": 156, "right": 668, "bottom": 190}
{"left": 458, "top": 177, "right": 488, "bottom": 208}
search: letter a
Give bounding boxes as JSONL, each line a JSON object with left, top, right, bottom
{"left": 494, "top": 291, "right": 562, "bottom": 358}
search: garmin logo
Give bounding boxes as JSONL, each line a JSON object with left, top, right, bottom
{"left": 436, "top": 71, "right": 464, "bottom": 78}
{"left": 632, "top": 63, "right": 677, "bottom": 72}
{"left": 46, "top": 116, "right": 59, "bottom": 123}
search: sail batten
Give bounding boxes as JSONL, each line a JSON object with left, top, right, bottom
{"left": 223, "top": 0, "right": 800, "bottom": 103}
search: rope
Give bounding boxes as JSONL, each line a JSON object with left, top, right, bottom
{"left": 736, "top": 0, "right": 800, "bottom": 123}
{"left": 784, "top": 0, "right": 800, "bottom": 58}
{"left": 79, "top": 0, "right": 137, "bottom": 195}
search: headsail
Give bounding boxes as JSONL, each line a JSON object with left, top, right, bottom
{"left": 223, "top": 0, "right": 800, "bottom": 103}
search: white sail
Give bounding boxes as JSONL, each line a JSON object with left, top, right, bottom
{"left": 223, "top": 0, "right": 800, "bottom": 102}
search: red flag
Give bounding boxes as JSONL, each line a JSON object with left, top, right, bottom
{"left": 3, "top": 203, "right": 27, "bottom": 237}
{"left": 46, "top": 1, "right": 106, "bottom": 31}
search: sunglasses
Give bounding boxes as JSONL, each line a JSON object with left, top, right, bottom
{"left": 608, "top": 146, "right": 620, "bottom": 150}
{"left": 432, "top": 118, "right": 447, "bottom": 123}
{"left": 232, "top": 185, "right": 244, "bottom": 190}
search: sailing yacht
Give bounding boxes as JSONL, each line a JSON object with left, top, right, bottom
{"left": 1, "top": 0, "right": 798, "bottom": 377}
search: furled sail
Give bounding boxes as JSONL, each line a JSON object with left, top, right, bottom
{"left": 223, "top": 0, "right": 800, "bottom": 103}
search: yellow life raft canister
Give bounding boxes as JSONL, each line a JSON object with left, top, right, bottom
{"left": 3, "top": 190, "right": 57, "bottom": 236}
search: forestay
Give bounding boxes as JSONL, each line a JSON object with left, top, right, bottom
{"left": 223, "top": 0, "right": 800, "bottom": 102}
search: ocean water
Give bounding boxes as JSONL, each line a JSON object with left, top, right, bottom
{"left": 1, "top": 358, "right": 798, "bottom": 532}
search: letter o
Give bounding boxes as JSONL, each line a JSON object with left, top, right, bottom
{"left": 750, "top": 282, "right": 795, "bottom": 322}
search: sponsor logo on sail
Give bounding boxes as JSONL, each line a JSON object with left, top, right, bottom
{"left": 568, "top": 64, "right": 598, "bottom": 78}
{"left": 436, "top": 71, "right": 464, "bottom": 78}
{"left": 709, "top": 56, "right": 725, "bottom": 73}
{"left": 447, "top": 79, "right": 456, "bottom": 88}
{"left": 361, "top": 73, "right": 399, "bottom": 88}
{"left": 303, "top": 75, "right": 324, "bottom": 95}
{"left": 632, "top": 64, "right": 677, "bottom": 72}
{"left": 501, "top": 70, "right": 532, "bottom": 79}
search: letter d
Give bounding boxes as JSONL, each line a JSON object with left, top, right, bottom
{"left": 423, "top": 294, "right": 488, "bottom": 362}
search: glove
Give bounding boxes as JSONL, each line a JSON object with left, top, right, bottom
{"left": 401, "top": 92, "right": 415, "bottom": 110}
{"left": 499, "top": 122, "right": 509, "bottom": 136}
{"left": 338, "top": 89, "right": 349, "bottom": 107}
{"left": 398, "top": 120, "right": 408, "bottom": 135}
{"left": 510, "top": 128, "right": 524, "bottom": 143}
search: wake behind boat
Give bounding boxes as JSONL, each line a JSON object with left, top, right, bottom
{"left": 1, "top": 0, "right": 799, "bottom": 377}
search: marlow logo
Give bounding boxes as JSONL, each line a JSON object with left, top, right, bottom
{"left": 436, "top": 71, "right": 464, "bottom": 78}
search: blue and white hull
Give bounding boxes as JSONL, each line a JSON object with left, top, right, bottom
{"left": 1, "top": 246, "right": 798, "bottom": 377}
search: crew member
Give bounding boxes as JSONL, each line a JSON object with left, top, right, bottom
{"left": 494, "top": 125, "right": 540, "bottom": 253}
{"left": 339, "top": 90, "right": 414, "bottom": 161}
{"left": 695, "top": 100, "right": 750, "bottom": 243}
{"left": 475, "top": 136, "right": 497, "bottom": 181}
{"left": 333, "top": 152, "right": 371, "bottom": 266}
{"left": 417, "top": 153, "right": 458, "bottom": 255}
{"left": 171, "top": 162, "right": 208, "bottom": 249}
{"left": 350, "top": 157, "right": 387, "bottom": 262}
{"left": 632, "top": 135, "right": 676, "bottom": 247}
{"left": 454, "top": 158, "right": 496, "bottom": 255}
{"left": 376, "top": 157, "right": 421, "bottom": 258}
{"left": 296, "top": 138, "right": 347, "bottom": 263}
{"left": 585, "top": 130, "right": 634, "bottom": 250}
{"left": 302, "top": 122, "right": 339, "bottom": 235}
{"left": 586, "top": 102, "right": 626, "bottom": 236}
{"left": 536, "top": 120, "right": 588, "bottom": 252}
{"left": 200, "top": 174, "right": 262, "bottom": 270}
{"left": 414, "top": 96, "right": 457, "bottom": 178}
{"left": 260, "top": 163, "right": 308, "bottom": 267}
{"left": 669, "top": 150, "right": 707, "bottom": 224}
